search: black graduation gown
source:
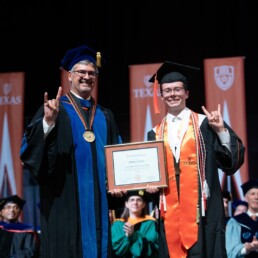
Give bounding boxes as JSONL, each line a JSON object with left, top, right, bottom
{"left": 147, "top": 115, "right": 245, "bottom": 258}
{"left": 20, "top": 94, "right": 122, "bottom": 258}
{"left": 0, "top": 222, "right": 40, "bottom": 258}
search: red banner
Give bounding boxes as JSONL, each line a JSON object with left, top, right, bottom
{"left": 204, "top": 57, "right": 248, "bottom": 199}
{"left": 129, "top": 63, "right": 167, "bottom": 142}
{"left": 0, "top": 72, "right": 24, "bottom": 198}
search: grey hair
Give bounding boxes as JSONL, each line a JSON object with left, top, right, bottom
{"left": 70, "top": 60, "right": 99, "bottom": 75}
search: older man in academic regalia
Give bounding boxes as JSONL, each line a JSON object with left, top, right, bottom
{"left": 20, "top": 45, "right": 122, "bottom": 258}
{"left": 0, "top": 195, "right": 40, "bottom": 257}
{"left": 226, "top": 179, "right": 258, "bottom": 258}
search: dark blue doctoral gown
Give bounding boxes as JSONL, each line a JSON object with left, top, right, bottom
{"left": 20, "top": 92, "right": 122, "bottom": 258}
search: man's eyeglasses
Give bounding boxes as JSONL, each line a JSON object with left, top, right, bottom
{"left": 162, "top": 87, "right": 185, "bottom": 96}
{"left": 72, "top": 70, "right": 97, "bottom": 78}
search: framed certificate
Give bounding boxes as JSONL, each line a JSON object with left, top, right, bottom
{"left": 105, "top": 140, "right": 168, "bottom": 192}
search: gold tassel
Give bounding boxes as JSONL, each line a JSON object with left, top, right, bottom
{"left": 96, "top": 52, "right": 101, "bottom": 68}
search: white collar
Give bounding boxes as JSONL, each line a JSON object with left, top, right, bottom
{"left": 167, "top": 107, "right": 190, "bottom": 122}
{"left": 247, "top": 210, "right": 258, "bottom": 216}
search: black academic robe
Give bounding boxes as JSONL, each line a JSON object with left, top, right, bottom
{"left": 147, "top": 114, "right": 245, "bottom": 258}
{"left": 20, "top": 94, "right": 122, "bottom": 258}
{"left": 0, "top": 221, "right": 40, "bottom": 258}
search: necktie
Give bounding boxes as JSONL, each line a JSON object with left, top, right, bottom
{"left": 251, "top": 215, "right": 257, "bottom": 221}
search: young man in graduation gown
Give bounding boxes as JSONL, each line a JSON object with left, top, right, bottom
{"left": 20, "top": 45, "right": 122, "bottom": 258}
{"left": 226, "top": 179, "right": 258, "bottom": 257}
{"left": 0, "top": 195, "right": 40, "bottom": 257}
{"left": 147, "top": 61, "right": 245, "bottom": 258}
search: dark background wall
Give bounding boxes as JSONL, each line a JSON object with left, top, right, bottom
{"left": 1, "top": 1, "right": 257, "bottom": 178}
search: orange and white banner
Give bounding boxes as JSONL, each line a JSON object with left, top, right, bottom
{"left": 0, "top": 72, "right": 24, "bottom": 198}
{"left": 129, "top": 63, "right": 166, "bottom": 142}
{"left": 60, "top": 69, "right": 98, "bottom": 102}
{"left": 204, "top": 56, "right": 248, "bottom": 199}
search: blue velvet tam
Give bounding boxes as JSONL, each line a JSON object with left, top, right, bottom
{"left": 149, "top": 61, "right": 200, "bottom": 86}
{"left": 241, "top": 179, "right": 258, "bottom": 196}
{"left": 232, "top": 200, "right": 248, "bottom": 210}
{"left": 0, "top": 194, "right": 26, "bottom": 210}
{"left": 61, "top": 45, "right": 99, "bottom": 71}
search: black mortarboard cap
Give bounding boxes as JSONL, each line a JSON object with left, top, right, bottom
{"left": 124, "top": 190, "right": 150, "bottom": 203}
{"left": 241, "top": 179, "right": 258, "bottom": 196}
{"left": 232, "top": 200, "right": 248, "bottom": 210}
{"left": 0, "top": 195, "right": 26, "bottom": 210}
{"left": 149, "top": 61, "right": 200, "bottom": 85}
{"left": 222, "top": 191, "right": 232, "bottom": 201}
{"left": 61, "top": 45, "right": 102, "bottom": 71}
{"left": 150, "top": 61, "right": 200, "bottom": 114}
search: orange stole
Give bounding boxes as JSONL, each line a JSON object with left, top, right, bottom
{"left": 156, "top": 115, "right": 199, "bottom": 258}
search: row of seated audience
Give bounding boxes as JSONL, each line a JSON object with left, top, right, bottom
{"left": 0, "top": 191, "right": 158, "bottom": 258}
{"left": 1, "top": 178, "right": 257, "bottom": 258}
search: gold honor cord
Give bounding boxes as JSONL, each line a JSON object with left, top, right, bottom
{"left": 66, "top": 91, "right": 96, "bottom": 142}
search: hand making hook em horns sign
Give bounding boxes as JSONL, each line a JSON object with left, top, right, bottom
{"left": 43, "top": 86, "right": 62, "bottom": 126}
{"left": 201, "top": 104, "right": 226, "bottom": 133}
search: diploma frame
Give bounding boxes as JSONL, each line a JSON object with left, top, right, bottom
{"left": 105, "top": 140, "right": 168, "bottom": 192}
